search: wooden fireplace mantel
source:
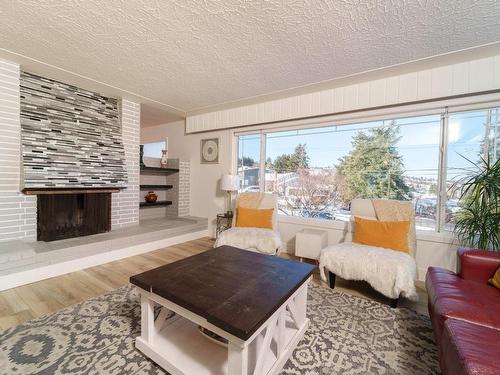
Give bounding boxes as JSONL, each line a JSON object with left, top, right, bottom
{"left": 22, "top": 187, "right": 122, "bottom": 195}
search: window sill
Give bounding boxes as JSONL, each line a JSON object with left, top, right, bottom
{"left": 277, "top": 215, "right": 347, "bottom": 231}
{"left": 277, "top": 214, "right": 457, "bottom": 244}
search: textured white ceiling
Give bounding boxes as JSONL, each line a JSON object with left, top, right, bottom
{"left": 141, "top": 104, "right": 183, "bottom": 127}
{"left": 1, "top": 0, "right": 499, "bottom": 114}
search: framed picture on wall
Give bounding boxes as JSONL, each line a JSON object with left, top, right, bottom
{"left": 200, "top": 138, "right": 219, "bottom": 164}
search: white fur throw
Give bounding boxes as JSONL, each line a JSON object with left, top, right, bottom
{"left": 320, "top": 242, "right": 418, "bottom": 301}
{"left": 214, "top": 227, "right": 281, "bottom": 255}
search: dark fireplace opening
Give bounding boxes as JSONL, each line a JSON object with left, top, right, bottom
{"left": 37, "top": 193, "right": 111, "bottom": 242}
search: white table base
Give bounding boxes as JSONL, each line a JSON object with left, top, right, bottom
{"left": 135, "top": 278, "right": 310, "bottom": 375}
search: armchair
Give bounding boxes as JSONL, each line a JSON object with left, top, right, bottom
{"left": 214, "top": 192, "right": 281, "bottom": 255}
{"left": 319, "top": 198, "right": 418, "bottom": 307}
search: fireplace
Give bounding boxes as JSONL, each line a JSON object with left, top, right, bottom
{"left": 37, "top": 193, "right": 111, "bottom": 242}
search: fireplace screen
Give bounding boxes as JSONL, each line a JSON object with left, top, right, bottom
{"left": 37, "top": 193, "right": 111, "bottom": 241}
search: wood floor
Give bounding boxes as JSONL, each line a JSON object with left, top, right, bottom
{"left": 0, "top": 237, "right": 428, "bottom": 331}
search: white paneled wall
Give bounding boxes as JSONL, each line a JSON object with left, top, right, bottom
{"left": 112, "top": 99, "right": 140, "bottom": 229}
{"left": 186, "top": 55, "right": 500, "bottom": 133}
{"left": 0, "top": 59, "right": 37, "bottom": 242}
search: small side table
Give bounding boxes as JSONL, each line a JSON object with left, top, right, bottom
{"left": 216, "top": 213, "right": 233, "bottom": 238}
{"left": 295, "top": 229, "right": 328, "bottom": 261}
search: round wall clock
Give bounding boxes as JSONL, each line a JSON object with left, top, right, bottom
{"left": 201, "top": 138, "right": 219, "bottom": 164}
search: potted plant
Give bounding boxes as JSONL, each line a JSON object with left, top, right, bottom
{"left": 453, "top": 156, "right": 500, "bottom": 251}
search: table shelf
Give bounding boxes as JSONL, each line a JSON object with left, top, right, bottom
{"left": 135, "top": 311, "right": 301, "bottom": 375}
{"left": 137, "top": 315, "right": 227, "bottom": 375}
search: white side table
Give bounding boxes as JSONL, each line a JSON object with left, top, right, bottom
{"left": 295, "top": 229, "right": 328, "bottom": 261}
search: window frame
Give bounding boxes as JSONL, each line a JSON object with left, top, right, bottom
{"left": 232, "top": 95, "right": 500, "bottom": 234}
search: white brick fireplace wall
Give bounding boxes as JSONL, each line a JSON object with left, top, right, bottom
{"left": 111, "top": 99, "right": 140, "bottom": 229}
{"left": 0, "top": 58, "right": 141, "bottom": 241}
{"left": 0, "top": 59, "right": 37, "bottom": 242}
{"left": 178, "top": 160, "right": 190, "bottom": 216}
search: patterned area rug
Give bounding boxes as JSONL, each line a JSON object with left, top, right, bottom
{"left": 0, "top": 283, "right": 439, "bottom": 374}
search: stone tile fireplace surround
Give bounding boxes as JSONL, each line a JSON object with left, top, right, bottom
{"left": 20, "top": 72, "right": 128, "bottom": 189}
{"left": 0, "top": 58, "right": 140, "bottom": 243}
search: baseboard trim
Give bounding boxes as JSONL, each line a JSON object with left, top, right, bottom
{"left": 0, "top": 229, "right": 209, "bottom": 291}
{"left": 418, "top": 267, "right": 428, "bottom": 282}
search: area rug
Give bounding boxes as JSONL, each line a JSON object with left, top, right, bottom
{"left": 0, "top": 283, "right": 439, "bottom": 374}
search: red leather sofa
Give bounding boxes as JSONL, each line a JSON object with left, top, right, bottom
{"left": 426, "top": 248, "right": 500, "bottom": 375}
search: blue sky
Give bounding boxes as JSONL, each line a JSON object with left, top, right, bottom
{"left": 239, "top": 111, "right": 490, "bottom": 181}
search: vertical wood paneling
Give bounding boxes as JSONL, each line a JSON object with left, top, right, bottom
{"left": 493, "top": 56, "right": 500, "bottom": 89}
{"left": 431, "top": 66, "right": 453, "bottom": 98}
{"left": 299, "top": 92, "right": 314, "bottom": 117}
{"left": 281, "top": 96, "right": 295, "bottom": 120}
{"left": 290, "top": 95, "right": 300, "bottom": 119}
{"left": 221, "top": 109, "right": 230, "bottom": 128}
{"left": 311, "top": 91, "right": 322, "bottom": 116}
{"left": 185, "top": 54, "right": 500, "bottom": 133}
{"left": 357, "top": 82, "right": 370, "bottom": 109}
{"left": 398, "top": 73, "right": 418, "bottom": 103}
{"left": 369, "top": 79, "right": 386, "bottom": 107}
{"left": 469, "top": 57, "right": 494, "bottom": 92}
{"left": 344, "top": 85, "right": 358, "bottom": 110}
{"left": 316, "top": 89, "right": 329, "bottom": 115}
{"left": 451, "top": 62, "right": 469, "bottom": 95}
{"left": 385, "top": 76, "right": 399, "bottom": 105}
{"left": 246, "top": 104, "right": 257, "bottom": 125}
{"left": 417, "top": 70, "right": 432, "bottom": 100}
{"left": 333, "top": 87, "right": 344, "bottom": 113}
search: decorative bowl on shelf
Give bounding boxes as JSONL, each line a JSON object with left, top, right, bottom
{"left": 144, "top": 191, "right": 158, "bottom": 203}
{"left": 198, "top": 326, "right": 228, "bottom": 347}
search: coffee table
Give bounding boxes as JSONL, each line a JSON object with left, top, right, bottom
{"left": 130, "top": 245, "right": 315, "bottom": 375}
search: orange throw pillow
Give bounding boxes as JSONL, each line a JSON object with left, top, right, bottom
{"left": 489, "top": 267, "right": 500, "bottom": 290}
{"left": 235, "top": 207, "right": 274, "bottom": 229}
{"left": 353, "top": 216, "right": 410, "bottom": 253}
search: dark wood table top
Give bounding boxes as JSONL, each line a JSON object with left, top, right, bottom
{"left": 130, "top": 246, "right": 315, "bottom": 340}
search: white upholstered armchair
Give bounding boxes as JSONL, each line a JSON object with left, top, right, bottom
{"left": 214, "top": 192, "right": 281, "bottom": 255}
{"left": 320, "top": 198, "right": 418, "bottom": 307}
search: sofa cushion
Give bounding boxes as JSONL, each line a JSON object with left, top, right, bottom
{"left": 352, "top": 216, "right": 410, "bottom": 253}
{"left": 426, "top": 266, "right": 500, "bottom": 338}
{"left": 488, "top": 266, "right": 500, "bottom": 290}
{"left": 458, "top": 248, "right": 500, "bottom": 284}
{"left": 441, "top": 319, "right": 500, "bottom": 375}
{"left": 235, "top": 207, "right": 274, "bottom": 229}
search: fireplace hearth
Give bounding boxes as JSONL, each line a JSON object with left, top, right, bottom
{"left": 37, "top": 193, "right": 111, "bottom": 242}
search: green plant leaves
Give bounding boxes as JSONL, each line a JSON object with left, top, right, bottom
{"left": 454, "top": 155, "right": 500, "bottom": 251}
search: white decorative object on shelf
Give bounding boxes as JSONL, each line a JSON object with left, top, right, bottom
{"left": 295, "top": 229, "right": 328, "bottom": 261}
{"left": 160, "top": 149, "right": 169, "bottom": 167}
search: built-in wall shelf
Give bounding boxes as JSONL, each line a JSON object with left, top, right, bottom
{"left": 139, "top": 200, "right": 173, "bottom": 208}
{"left": 139, "top": 161, "right": 180, "bottom": 218}
{"left": 140, "top": 166, "right": 179, "bottom": 175}
{"left": 140, "top": 184, "right": 174, "bottom": 190}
